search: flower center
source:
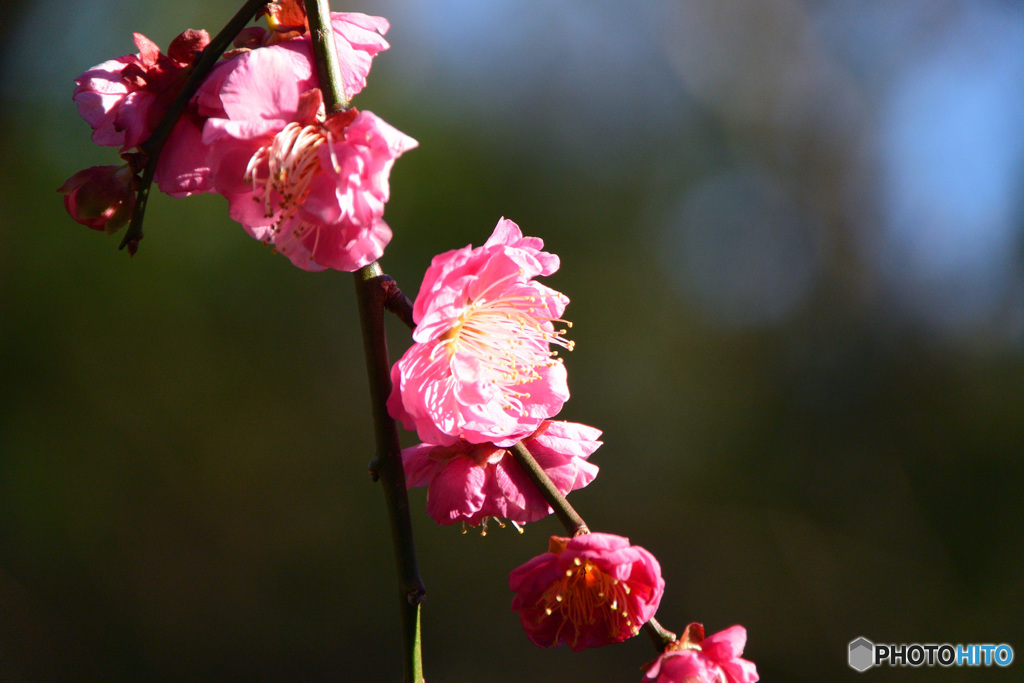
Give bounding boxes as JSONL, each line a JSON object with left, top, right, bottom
{"left": 433, "top": 273, "right": 573, "bottom": 415}
{"left": 538, "top": 557, "right": 635, "bottom": 646}
{"left": 245, "top": 122, "right": 334, "bottom": 258}
{"left": 247, "top": 122, "right": 327, "bottom": 219}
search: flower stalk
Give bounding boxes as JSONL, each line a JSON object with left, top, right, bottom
{"left": 644, "top": 617, "right": 678, "bottom": 651}
{"left": 510, "top": 441, "right": 589, "bottom": 536}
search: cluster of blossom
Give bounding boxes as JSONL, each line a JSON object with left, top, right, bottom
{"left": 386, "top": 217, "right": 594, "bottom": 530}
{"left": 63, "top": 4, "right": 758, "bottom": 681}
{"left": 386, "top": 217, "right": 757, "bottom": 680}
{"left": 61, "top": 4, "right": 415, "bottom": 269}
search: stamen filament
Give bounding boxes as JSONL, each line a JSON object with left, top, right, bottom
{"left": 435, "top": 285, "right": 573, "bottom": 415}
{"left": 537, "top": 559, "right": 634, "bottom": 648}
{"left": 244, "top": 121, "right": 328, "bottom": 254}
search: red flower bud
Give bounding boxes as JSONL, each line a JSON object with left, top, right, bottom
{"left": 58, "top": 164, "right": 138, "bottom": 235}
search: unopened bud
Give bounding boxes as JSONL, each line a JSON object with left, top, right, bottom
{"left": 58, "top": 164, "right": 138, "bottom": 235}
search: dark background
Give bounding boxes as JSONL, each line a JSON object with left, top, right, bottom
{"left": 2, "top": 1, "right": 1022, "bottom": 680}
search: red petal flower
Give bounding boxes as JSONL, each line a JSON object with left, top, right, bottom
{"left": 510, "top": 533, "right": 665, "bottom": 651}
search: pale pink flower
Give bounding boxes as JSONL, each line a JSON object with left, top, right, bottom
{"left": 403, "top": 420, "right": 600, "bottom": 528}
{"left": 643, "top": 624, "right": 759, "bottom": 683}
{"left": 388, "top": 218, "right": 572, "bottom": 446}
{"left": 196, "top": 14, "right": 415, "bottom": 271}
{"left": 58, "top": 164, "right": 139, "bottom": 234}
{"left": 509, "top": 533, "right": 665, "bottom": 651}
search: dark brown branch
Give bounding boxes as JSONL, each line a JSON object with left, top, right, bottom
{"left": 303, "top": 1, "right": 424, "bottom": 678}
{"left": 353, "top": 263, "right": 426, "bottom": 683}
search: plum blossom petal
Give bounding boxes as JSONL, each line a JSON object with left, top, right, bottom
{"left": 329, "top": 13, "right": 392, "bottom": 101}
{"left": 402, "top": 421, "right": 600, "bottom": 528}
{"left": 73, "top": 56, "right": 137, "bottom": 147}
{"left": 483, "top": 217, "right": 560, "bottom": 277}
{"left": 72, "top": 29, "right": 210, "bottom": 153}
{"left": 510, "top": 533, "right": 665, "bottom": 651}
{"left": 153, "top": 111, "right": 212, "bottom": 197}
{"left": 388, "top": 219, "right": 573, "bottom": 445}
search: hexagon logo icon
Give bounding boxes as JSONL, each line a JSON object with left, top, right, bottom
{"left": 849, "top": 637, "right": 874, "bottom": 672}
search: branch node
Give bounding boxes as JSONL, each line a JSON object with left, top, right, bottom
{"left": 406, "top": 586, "right": 427, "bottom": 605}
{"left": 381, "top": 275, "right": 416, "bottom": 330}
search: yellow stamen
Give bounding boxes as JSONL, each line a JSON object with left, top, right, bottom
{"left": 536, "top": 559, "right": 633, "bottom": 649}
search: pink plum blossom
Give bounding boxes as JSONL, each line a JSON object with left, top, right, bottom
{"left": 58, "top": 164, "right": 139, "bottom": 234}
{"left": 388, "top": 218, "right": 572, "bottom": 446}
{"left": 73, "top": 29, "right": 209, "bottom": 151}
{"left": 70, "top": 28, "right": 214, "bottom": 198}
{"left": 195, "top": 14, "right": 416, "bottom": 271}
{"left": 643, "top": 624, "right": 759, "bottom": 683}
{"left": 509, "top": 533, "right": 665, "bottom": 651}
{"left": 72, "top": 29, "right": 213, "bottom": 198}
{"left": 403, "top": 420, "right": 600, "bottom": 528}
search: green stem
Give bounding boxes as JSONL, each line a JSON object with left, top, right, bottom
{"left": 120, "top": 0, "right": 267, "bottom": 251}
{"left": 644, "top": 617, "right": 678, "bottom": 651}
{"left": 304, "top": 0, "right": 349, "bottom": 113}
{"left": 353, "top": 263, "right": 426, "bottom": 683}
{"left": 303, "top": 3, "right": 423, "bottom": 678}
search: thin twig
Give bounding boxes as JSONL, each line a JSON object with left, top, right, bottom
{"left": 381, "top": 276, "right": 415, "bottom": 330}
{"left": 644, "top": 617, "right": 678, "bottom": 651}
{"left": 510, "top": 441, "right": 589, "bottom": 537}
{"left": 120, "top": 0, "right": 267, "bottom": 251}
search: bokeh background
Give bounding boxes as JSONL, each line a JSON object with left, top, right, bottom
{"left": 2, "top": 1, "right": 1023, "bottom": 680}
